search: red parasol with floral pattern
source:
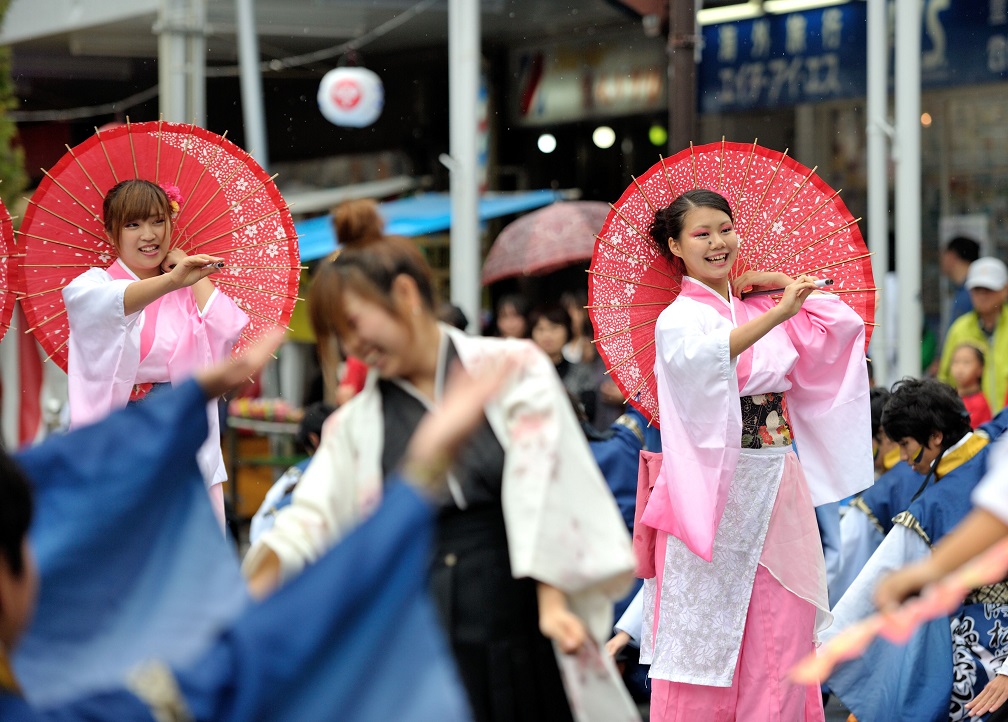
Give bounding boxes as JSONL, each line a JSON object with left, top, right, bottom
{"left": 588, "top": 140, "right": 875, "bottom": 427}
{"left": 16, "top": 119, "right": 300, "bottom": 370}
{"left": 0, "top": 195, "right": 16, "bottom": 341}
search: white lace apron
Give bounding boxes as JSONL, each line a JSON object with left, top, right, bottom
{"left": 642, "top": 446, "right": 785, "bottom": 685}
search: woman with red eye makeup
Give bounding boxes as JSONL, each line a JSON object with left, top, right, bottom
{"left": 622, "top": 189, "right": 873, "bottom": 721}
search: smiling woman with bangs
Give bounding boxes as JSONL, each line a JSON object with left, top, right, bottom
{"left": 61, "top": 179, "right": 249, "bottom": 527}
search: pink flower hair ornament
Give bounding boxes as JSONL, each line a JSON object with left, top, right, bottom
{"left": 158, "top": 183, "right": 184, "bottom": 217}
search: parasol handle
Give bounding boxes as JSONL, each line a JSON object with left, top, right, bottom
{"left": 162, "top": 261, "right": 225, "bottom": 271}
{"left": 741, "top": 278, "right": 833, "bottom": 299}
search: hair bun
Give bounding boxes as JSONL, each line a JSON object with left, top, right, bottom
{"left": 332, "top": 198, "right": 384, "bottom": 250}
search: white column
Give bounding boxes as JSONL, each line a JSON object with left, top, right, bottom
{"left": 157, "top": 0, "right": 206, "bottom": 125}
{"left": 866, "top": 0, "right": 891, "bottom": 386}
{"left": 188, "top": 0, "right": 206, "bottom": 126}
{"left": 236, "top": 0, "right": 269, "bottom": 166}
{"left": 447, "top": 0, "right": 480, "bottom": 332}
{"left": 894, "top": 0, "right": 922, "bottom": 379}
{"left": 0, "top": 308, "right": 19, "bottom": 448}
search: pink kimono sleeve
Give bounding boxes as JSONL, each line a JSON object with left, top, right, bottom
{"left": 197, "top": 288, "right": 249, "bottom": 362}
{"left": 779, "top": 294, "right": 874, "bottom": 504}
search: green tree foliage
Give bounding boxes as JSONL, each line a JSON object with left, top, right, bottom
{"left": 0, "top": 0, "right": 28, "bottom": 209}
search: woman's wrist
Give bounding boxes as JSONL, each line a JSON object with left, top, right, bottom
{"left": 399, "top": 453, "right": 451, "bottom": 496}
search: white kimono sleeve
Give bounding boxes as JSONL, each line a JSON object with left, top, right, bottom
{"left": 831, "top": 507, "right": 886, "bottom": 608}
{"left": 825, "top": 525, "right": 930, "bottom": 643}
{"left": 614, "top": 586, "right": 644, "bottom": 647}
{"left": 973, "top": 434, "right": 1008, "bottom": 526}
{"left": 492, "top": 340, "right": 635, "bottom": 643}
{"left": 243, "top": 381, "right": 385, "bottom": 582}
{"left": 62, "top": 269, "right": 142, "bottom": 427}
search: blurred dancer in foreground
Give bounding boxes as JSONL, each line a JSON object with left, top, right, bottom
{"left": 1, "top": 331, "right": 524, "bottom": 720}
{"left": 244, "top": 235, "right": 634, "bottom": 721}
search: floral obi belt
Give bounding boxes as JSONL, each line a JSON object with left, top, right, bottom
{"left": 740, "top": 392, "right": 792, "bottom": 449}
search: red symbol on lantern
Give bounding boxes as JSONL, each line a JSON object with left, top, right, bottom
{"left": 331, "top": 79, "right": 362, "bottom": 110}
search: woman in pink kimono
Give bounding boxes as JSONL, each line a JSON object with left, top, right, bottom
{"left": 62, "top": 180, "right": 249, "bottom": 525}
{"left": 638, "top": 189, "right": 873, "bottom": 720}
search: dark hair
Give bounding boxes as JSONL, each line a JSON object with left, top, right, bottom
{"left": 869, "top": 386, "right": 890, "bottom": 438}
{"left": 103, "top": 180, "right": 173, "bottom": 247}
{"left": 881, "top": 377, "right": 972, "bottom": 449}
{"left": 437, "top": 302, "right": 469, "bottom": 330}
{"left": 309, "top": 235, "right": 435, "bottom": 368}
{"left": 332, "top": 199, "right": 384, "bottom": 250}
{"left": 649, "top": 189, "right": 734, "bottom": 270}
{"left": 529, "top": 303, "right": 573, "bottom": 342}
{"left": 295, "top": 401, "right": 336, "bottom": 454}
{"left": 560, "top": 289, "right": 591, "bottom": 339}
{"left": 494, "top": 294, "right": 530, "bottom": 337}
{"left": 497, "top": 293, "right": 528, "bottom": 316}
{"left": 951, "top": 341, "right": 986, "bottom": 369}
{"left": 945, "top": 236, "right": 980, "bottom": 264}
{"left": 0, "top": 450, "right": 33, "bottom": 576}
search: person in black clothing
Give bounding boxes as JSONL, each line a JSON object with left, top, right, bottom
{"left": 529, "top": 303, "right": 598, "bottom": 422}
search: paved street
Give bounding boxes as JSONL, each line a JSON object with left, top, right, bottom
{"left": 633, "top": 694, "right": 850, "bottom": 719}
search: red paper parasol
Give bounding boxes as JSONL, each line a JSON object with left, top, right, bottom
{"left": 0, "top": 196, "right": 16, "bottom": 341}
{"left": 481, "top": 201, "right": 610, "bottom": 284}
{"left": 589, "top": 140, "right": 875, "bottom": 427}
{"left": 17, "top": 119, "right": 300, "bottom": 370}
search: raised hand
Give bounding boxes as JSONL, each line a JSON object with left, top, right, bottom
{"left": 162, "top": 248, "right": 224, "bottom": 289}
{"left": 773, "top": 274, "right": 820, "bottom": 321}
{"left": 194, "top": 328, "right": 285, "bottom": 399}
{"left": 731, "top": 270, "right": 795, "bottom": 296}
{"left": 873, "top": 562, "right": 935, "bottom": 612}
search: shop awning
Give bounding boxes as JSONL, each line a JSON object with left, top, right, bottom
{"left": 296, "top": 189, "right": 564, "bottom": 262}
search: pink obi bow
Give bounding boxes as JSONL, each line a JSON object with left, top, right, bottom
{"left": 632, "top": 450, "right": 663, "bottom": 579}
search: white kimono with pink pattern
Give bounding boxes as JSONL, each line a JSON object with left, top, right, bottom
{"left": 640, "top": 276, "right": 873, "bottom": 686}
{"left": 63, "top": 259, "right": 248, "bottom": 489}
{"left": 245, "top": 325, "right": 635, "bottom": 644}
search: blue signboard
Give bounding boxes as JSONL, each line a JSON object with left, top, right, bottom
{"left": 699, "top": 0, "right": 1008, "bottom": 113}
{"left": 924, "top": 0, "right": 1008, "bottom": 89}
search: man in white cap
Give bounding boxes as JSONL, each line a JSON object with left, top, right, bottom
{"left": 939, "top": 257, "right": 1008, "bottom": 413}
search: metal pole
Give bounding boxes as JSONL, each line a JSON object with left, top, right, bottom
{"left": 866, "top": 0, "right": 891, "bottom": 386}
{"left": 236, "top": 0, "right": 269, "bottom": 167}
{"left": 667, "top": 0, "right": 697, "bottom": 152}
{"left": 447, "top": 0, "right": 480, "bottom": 332}
{"left": 894, "top": 0, "right": 922, "bottom": 378}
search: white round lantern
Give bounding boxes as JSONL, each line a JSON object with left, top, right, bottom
{"left": 317, "top": 67, "right": 384, "bottom": 128}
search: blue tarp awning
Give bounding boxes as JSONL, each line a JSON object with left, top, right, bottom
{"left": 296, "top": 189, "right": 563, "bottom": 262}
